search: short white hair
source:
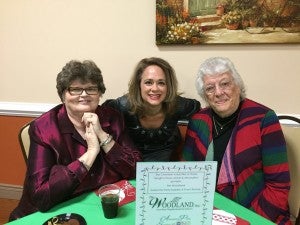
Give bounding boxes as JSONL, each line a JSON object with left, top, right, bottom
{"left": 195, "top": 57, "right": 246, "bottom": 100}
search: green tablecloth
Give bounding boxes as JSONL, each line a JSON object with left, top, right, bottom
{"left": 6, "top": 180, "right": 275, "bottom": 225}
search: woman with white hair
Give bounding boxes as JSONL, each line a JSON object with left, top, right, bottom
{"left": 182, "top": 57, "right": 291, "bottom": 224}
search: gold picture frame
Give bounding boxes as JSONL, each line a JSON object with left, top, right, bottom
{"left": 156, "top": 0, "right": 300, "bottom": 45}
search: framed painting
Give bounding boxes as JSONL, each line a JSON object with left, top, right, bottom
{"left": 156, "top": 0, "right": 300, "bottom": 45}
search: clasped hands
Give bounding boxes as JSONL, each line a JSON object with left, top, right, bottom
{"left": 81, "top": 112, "right": 107, "bottom": 154}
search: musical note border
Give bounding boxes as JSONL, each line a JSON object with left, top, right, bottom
{"left": 136, "top": 162, "right": 216, "bottom": 225}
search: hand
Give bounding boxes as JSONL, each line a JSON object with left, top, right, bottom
{"left": 82, "top": 112, "right": 102, "bottom": 135}
{"left": 82, "top": 112, "right": 109, "bottom": 143}
{"left": 85, "top": 123, "right": 100, "bottom": 155}
{"left": 78, "top": 123, "right": 100, "bottom": 170}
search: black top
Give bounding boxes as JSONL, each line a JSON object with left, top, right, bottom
{"left": 212, "top": 103, "right": 241, "bottom": 176}
{"left": 103, "top": 95, "right": 200, "bottom": 161}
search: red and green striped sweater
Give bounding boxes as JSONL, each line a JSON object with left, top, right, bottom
{"left": 182, "top": 98, "right": 291, "bottom": 225}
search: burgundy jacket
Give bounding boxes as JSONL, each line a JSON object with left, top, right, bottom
{"left": 10, "top": 104, "right": 142, "bottom": 221}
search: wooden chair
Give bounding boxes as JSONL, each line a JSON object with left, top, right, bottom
{"left": 18, "top": 122, "right": 32, "bottom": 164}
{"left": 278, "top": 115, "right": 300, "bottom": 225}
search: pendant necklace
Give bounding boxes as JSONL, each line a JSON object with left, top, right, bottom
{"left": 212, "top": 115, "right": 237, "bottom": 136}
{"left": 212, "top": 116, "right": 219, "bottom": 136}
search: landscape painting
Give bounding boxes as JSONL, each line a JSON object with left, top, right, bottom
{"left": 156, "top": 0, "right": 300, "bottom": 45}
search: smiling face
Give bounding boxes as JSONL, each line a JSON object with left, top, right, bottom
{"left": 140, "top": 65, "right": 167, "bottom": 108}
{"left": 203, "top": 72, "right": 241, "bottom": 118}
{"left": 63, "top": 80, "right": 100, "bottom": 117}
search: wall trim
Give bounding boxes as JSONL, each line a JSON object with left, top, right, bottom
{"left": 0, "top": 101, "right": 299, "bottom": 124}
{"left": 0, "top": 101, "right": 56, "bottom": 117}
{"left": 0, "top": 183, "right": 23, "bottom": 200}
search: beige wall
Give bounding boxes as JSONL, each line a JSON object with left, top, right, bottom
{"left": 1, "top": 0, "right": 300, "bottom": 114}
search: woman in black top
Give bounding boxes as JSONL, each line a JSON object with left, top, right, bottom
{"left": 104, "top": 57, "right": 200, "bottom": 161}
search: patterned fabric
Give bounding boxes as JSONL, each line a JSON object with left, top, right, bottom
{"left": 9, "top": 104, "right": 142, "bottom": 221}
{"left": 217, "top": 138, "right": 236, "bottom": 186}
{"left": 182, "top": 99, "right": 291, "bottom": 225}
{"left": 103, "top": 95, "right": 200, "bottom": 161}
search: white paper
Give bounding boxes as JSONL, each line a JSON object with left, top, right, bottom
{"left": 136, "top": 161, "right": 217, "bottom": 225}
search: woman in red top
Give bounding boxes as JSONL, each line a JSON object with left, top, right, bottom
{"left": 9, "top": 60, "right": 142, "bottom": 221}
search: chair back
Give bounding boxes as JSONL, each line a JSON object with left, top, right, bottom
{"left": 279, "top": 115, "right": 300, "bottom": 225}
{"left": 170, "top": 120, "right": 188, "bottom": 161}
{"left": 18, "top": 122, "right": 31, "bottom": 164}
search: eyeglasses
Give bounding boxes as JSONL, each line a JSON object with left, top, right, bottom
{"left": 67, "top": 86, "right": 99, "bottom": 95}
{"left": 204, "top": 79, "right": 234, "bottom": 95}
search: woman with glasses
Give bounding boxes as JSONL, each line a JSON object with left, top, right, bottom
{"left": 104, "top": 57, "right": 200, "bottom": 161}
{"left": 9, "top": 60, "right": 142, "bottom": 221}
{"left": 182, "top": 57, "right": 291, "bottom": 225}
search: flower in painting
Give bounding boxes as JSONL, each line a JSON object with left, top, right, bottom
{"left": 164, "top": 22, "right": 204, "bottom": 44}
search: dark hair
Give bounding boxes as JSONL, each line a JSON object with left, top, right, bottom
{"left": 56, "top": 60, "right": 106, "bottom": 101}
{"left": 127, "top": 57, "right": 178, "bottom": 116}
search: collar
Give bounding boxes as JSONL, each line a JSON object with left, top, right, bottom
{"left": 57, "top": 105, "right": 75, "bottom": 134}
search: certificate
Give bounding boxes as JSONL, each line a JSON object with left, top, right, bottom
{"left": 136, "top": 161, "right": 217, "bottom": 225}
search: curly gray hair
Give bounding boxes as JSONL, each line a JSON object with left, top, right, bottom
{"left": 195, "top": 57, "right": 246, "bottom": 100}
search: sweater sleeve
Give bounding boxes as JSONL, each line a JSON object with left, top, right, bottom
{"left": 250, "top": 110, "right": 291, "bottom": 224}
{"left": 182, "top": 112, "right": 211, "bottom": 161}
{"left": 177, "top": 96, "right": 201, "bottom": 120}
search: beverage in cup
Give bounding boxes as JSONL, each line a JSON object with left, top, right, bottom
{"left": 98, "top": 184, "right": 120, "bottom": 219}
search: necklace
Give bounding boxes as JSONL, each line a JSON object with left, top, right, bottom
{"left": 212, "top": 115, "right": 236, "bottom": 136}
